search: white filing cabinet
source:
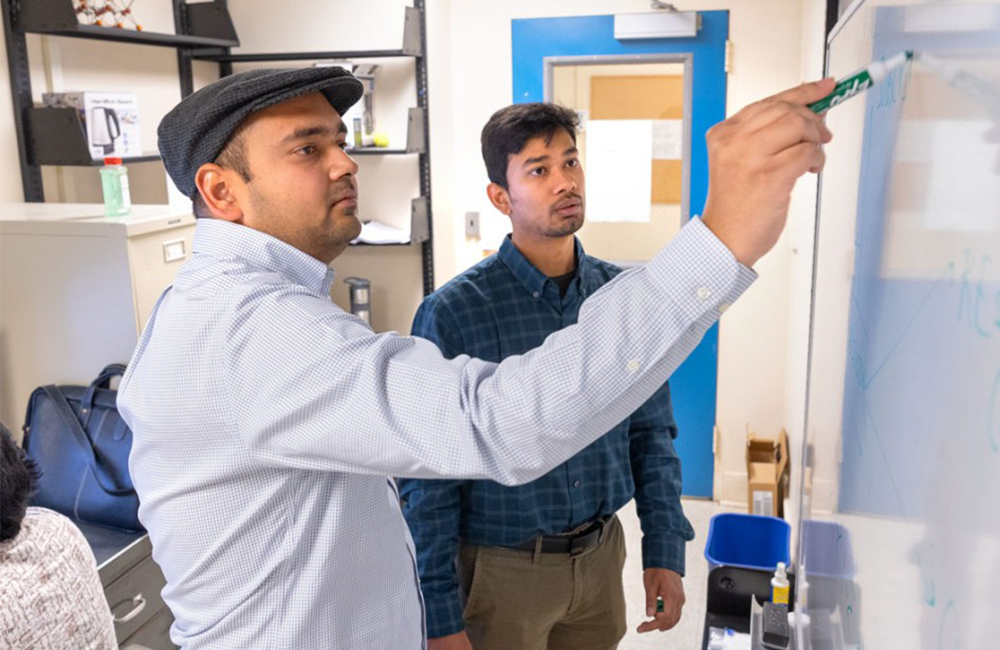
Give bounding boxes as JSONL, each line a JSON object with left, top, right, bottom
{"left": 0, "top": 203, "right": 195, "bottom": 440}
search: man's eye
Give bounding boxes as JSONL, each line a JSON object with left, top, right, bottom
{"left": 530, "top": 167, "right": 546, "bottom": 176}
{"left": 338, "top": 141, "right": 349, "bottom": 151}
{"left": 566, "top": 159, "right": 579, "bottom": 168}
{"left": 296, "top": 145, "right": 317, "bottom": 155}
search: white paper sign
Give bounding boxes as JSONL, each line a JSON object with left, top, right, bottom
{"left": 652, "top": 120, "right": 684, "bottom": 160}
{"left": 584, "top": 120, "right": 653, "bottom": 223}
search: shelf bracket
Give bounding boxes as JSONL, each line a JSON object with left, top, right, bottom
{"left": 15, "top": 0, "right": 78, "bottom": 31}
{"left": 184, "top": 1, "right": 238, "bottom": 45}
{"left": 27, "top": 107, "right": 93, "bottom": 166}
{"left": 406, "top": 107, "right": 426, "bottom": 154}
{"left": 402, "top": 6, "right": 422, "bottom": 57}
{"left": 410, "top": 196, "right": 429, "bottom": 244}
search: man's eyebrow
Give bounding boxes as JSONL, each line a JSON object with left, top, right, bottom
{"left": 522, "top": 147, "right": 578, "bottom": 168}
{"left": 278, "top": 123, "right": 346, "bottom": 146}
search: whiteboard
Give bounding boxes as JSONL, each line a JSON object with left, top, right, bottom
{"left": 796, "top": 1, "right": 1000, "bottom": 648}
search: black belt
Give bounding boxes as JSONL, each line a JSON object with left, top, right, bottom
{"left": 511, "top": 516, "right": 613, "bottom": 556}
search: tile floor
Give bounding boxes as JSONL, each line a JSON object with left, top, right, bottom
{"left": 618, "top": 498, "right": 728, "bottom": 650}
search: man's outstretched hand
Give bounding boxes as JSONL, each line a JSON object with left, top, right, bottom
{"left": 701, "top": 78, "right": 836, "bottom": 268}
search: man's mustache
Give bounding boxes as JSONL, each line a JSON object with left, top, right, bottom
{"left": 551, "top": 193, "right": 584, "bottom": 213}
{"left": 329, "top": 181, "right": 357, "bottom": 205}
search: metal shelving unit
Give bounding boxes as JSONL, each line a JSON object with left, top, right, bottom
{"left": 2, "top": 0, "right": 239, "bottom": 199}
{"left": 2, "top": 0, "right": 434, "bottom": 294}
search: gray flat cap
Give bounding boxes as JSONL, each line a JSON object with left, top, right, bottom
{"left": 158, "top": 67, "right": 364, "bottom": 198}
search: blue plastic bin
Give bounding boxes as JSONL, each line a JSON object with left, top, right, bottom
{"left": 801, "top": 519, "right": 856, "bottom": 578}
{"left": 704, "top": 513, "right": 791, "bottom": 572}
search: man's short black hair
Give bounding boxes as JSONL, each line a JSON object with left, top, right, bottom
{"left": 1, "top": 423, "right": 40, "bottom": 543}
{"left": 481, "top": 103, "right": 579, "bottom": 190}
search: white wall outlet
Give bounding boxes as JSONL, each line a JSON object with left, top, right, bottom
{"left": 465, "top": 211, "right": 480, "bottom": 238}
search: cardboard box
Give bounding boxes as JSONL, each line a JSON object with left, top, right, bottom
{"left": 746, "top": 428, "right": 790, "bottom": 518}
{"left": 42, "top": 91, "right": 142, "bottom": 160}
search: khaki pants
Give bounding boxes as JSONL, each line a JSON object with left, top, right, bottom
{"left": 457, "top": 516, "right": 628, "bottom": 650}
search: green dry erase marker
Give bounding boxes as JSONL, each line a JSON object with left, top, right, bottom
{"left": 657, "top": 597, "right": 664, "bottom": 613}
{"left": 808, "top": 50, "right": 913, "bottom": 114}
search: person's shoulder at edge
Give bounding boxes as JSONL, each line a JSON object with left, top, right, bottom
{"left": 1, "top": 506, "right": 92, "bottom": 558}
{"left": 28, "top": 506, "right": 89, "bottom": 540}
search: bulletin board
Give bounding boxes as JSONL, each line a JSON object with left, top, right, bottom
{"left": 590, "top": 74, "right": 684, "bottom": 204}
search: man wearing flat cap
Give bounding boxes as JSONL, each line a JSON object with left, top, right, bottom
{"left": 118, "top": 67, "right": 835, "bottom": 648}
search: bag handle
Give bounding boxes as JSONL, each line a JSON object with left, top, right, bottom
{"left": 80, "top": 363, "right": 127, "bottom": 426}
{"left": 40, "top": 385, "right": 135, "bottom": 497}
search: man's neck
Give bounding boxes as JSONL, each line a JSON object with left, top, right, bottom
{"left": 510, "top": 232, "right": 576, "bottom": 277}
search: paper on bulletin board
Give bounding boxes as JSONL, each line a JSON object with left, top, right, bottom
{"left": 652, "top": 120, "right": 684, "bottom": 160}
{"left": 584, "top": 119, "right": 652, "bottom": 223}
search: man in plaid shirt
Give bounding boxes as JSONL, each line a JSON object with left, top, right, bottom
{"left": 399, "top": 103, "right": 695, "bottom": 650}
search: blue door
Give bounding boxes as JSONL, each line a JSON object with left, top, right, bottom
{"left": 512, "top": 12, "right": 729, "bottom": 497}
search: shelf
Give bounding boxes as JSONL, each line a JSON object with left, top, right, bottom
{"left": 193, "top": 49, "right": 418, "bottom": 63}
{"left": 25, "top": 104, "right": 424, "bottom": 167}
{"left": 348, "top": 197, "right": 429, "bottom": 247}
{"left": 44, "top": 155, "right": 164, "bottom": 167}
{"left": 21, "top": 23, "right": 238, "bottom": 49}
{"left": 90, "top": 153, "right": 162, "bottom": 166}
{"left": 14, "top": 0, "right": 239, "bottom": 49}
{"left": 25, "top": 107, "right": 161, "bottom": 166}
{"left": 345, "top": 107, "right": 427, "bottom": 156}
{"left": 349, "top": 241, "right": 412, "bottom": 247}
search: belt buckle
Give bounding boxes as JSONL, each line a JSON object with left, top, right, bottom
{"left": 569, "top": 519, "right": 605, "bottom": 557}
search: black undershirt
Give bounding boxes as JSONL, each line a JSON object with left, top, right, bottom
{"left": 549, "top": 269, "right": 577, "bottom": 298}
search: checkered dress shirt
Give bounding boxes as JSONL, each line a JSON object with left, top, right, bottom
{"left": 399, "top": 236, "right": 696, "bottom": 637}
{"left": 117, "top": 217, "right": 753, "bottom": 649}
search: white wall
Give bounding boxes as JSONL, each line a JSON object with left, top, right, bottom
{"left": 0, "top": 1, "right": 827, "bottom": 505}
{"left": 438, "top": 0, "right": 816, "bottom": 504}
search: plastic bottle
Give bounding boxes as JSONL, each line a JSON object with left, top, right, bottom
{"left": 771, "top": 561, "right": 790, "bottom": 605}
{"left": 100, "top": 157, "right": 132, "bottom": 217}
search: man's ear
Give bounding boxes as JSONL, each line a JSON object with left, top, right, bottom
{"left": 486, "top": 182, "right": 512, "bottom": 216}
{"left": 195, "top": 163, "right": 243, "bottom": 222}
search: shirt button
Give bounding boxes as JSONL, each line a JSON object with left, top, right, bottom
{"left": 718, "top": 302, "right": 731, "bottom": 314}
{"left": 626, "top": 359, "right": 640, "bottom": 373}
{"left": 697, "top": 286, "right": 712, "bottom": 301}
{"left": 533, "top": 291, "right": 540, "bottom": 299}
{"left": 573, "top": 480, "right": 582, "bottom": 488}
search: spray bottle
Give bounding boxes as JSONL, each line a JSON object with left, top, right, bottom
{"left": 771, "top": 561, "right": 790, "bottom": 605}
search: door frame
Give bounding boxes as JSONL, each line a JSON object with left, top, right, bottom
{"left": 511, "top": 11, "right": 730, "bottom": 497}
{"left": 542, "top": 52, "right": 695, "bottom": 222}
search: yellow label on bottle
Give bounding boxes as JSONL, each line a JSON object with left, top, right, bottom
{"left": 772, "top": 585, "right": 790, "bottom": 605}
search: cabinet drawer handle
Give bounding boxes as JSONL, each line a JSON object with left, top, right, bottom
{"left": 113, "top": 594, "right": 147, "bottom": 624}
{"left": 162, "top": 238, "right": 187, "bottom": 263}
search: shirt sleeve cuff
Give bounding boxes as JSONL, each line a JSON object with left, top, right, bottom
{"left": 642, "top": 532, "right": 689, "bottom": 575}
{"left": 645, "top": 217, "right": 757, "bottom": 326}
{"left": 424, "top": 592, "right": 466, "bottom": 639}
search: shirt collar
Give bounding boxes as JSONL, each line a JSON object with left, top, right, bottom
{"left": 497, "top": 235, "right": 590, "bottom": 297}
{"left": 192, "top": 218, "right": 338, "bottom": 296}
